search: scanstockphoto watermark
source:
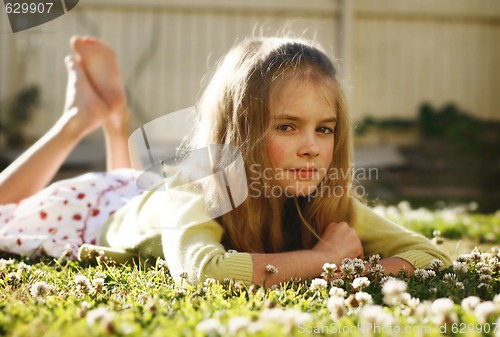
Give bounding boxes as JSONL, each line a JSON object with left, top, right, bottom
{"left": 248, "top": 164, "right": 378, "bottom": 199}
{"left": 297, "top": 322, "right": 433, "bottom": 335}
{"left": 249, "top": 164, "right": 379, "bottom": 183}
{"left": 249, "top": 181, "right": 369, "bottom": 199}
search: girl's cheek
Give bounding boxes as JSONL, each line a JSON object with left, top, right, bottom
{"left": 267, "top": 139, "right": 288, "bottom": 167}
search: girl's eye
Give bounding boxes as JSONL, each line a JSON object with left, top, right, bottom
{"left": 317, "top": 126, "right": 335, "bottom": 134}
{"left": 276, "top": 124, "right": 293, "bottom": 132}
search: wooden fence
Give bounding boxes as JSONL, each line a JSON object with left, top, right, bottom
{"left": 1, "top": 0, "right": 499, "bottom": 142}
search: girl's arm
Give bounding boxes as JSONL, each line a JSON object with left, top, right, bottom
{"left": 352, "top": 199, "right": 452, "bottom": 270}
{"left": 251, "top": 221, "right": 364, "bottom": 286}
{"left": 0, "top": 116, "right": 84, "bottom": 204}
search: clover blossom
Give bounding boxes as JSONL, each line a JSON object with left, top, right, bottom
{"left": 431, "top": 298, "right": 458, "bottom": 325}
{"left": 30, "top": 281, "right": 51, "bottom": 298}
{"left": 329, "top": 287, "right": 347, "bottom": 298}
{"left": 74, "top": 275, "right": 93, "bottom": 294}
{"left": 309, "top": 278, "right": 328, "bottom": 292}
{"left": 452, "top": 262, "right": 468, "bottom": 274}
{"left": 461, "top": 296, "right": 481, "bottom": 312}
{"left": 352, "top": 277, "right": 370, "bottom": 291}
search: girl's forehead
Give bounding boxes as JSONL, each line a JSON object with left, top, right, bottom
{"left": 270, "top": 76, "right": 337, "bottom": 111}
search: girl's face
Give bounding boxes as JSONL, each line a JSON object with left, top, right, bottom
{"left": 266, "top": 78, "right": 337, "bottom": 197}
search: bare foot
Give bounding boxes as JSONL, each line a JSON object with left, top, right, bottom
{"left": 70, "top": 36, "right": 128, "bottom": 131}
{"left": 62, "top": 55, "right": 109, "bottom": 138}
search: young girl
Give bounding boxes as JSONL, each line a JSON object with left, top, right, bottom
{"left": 0, "top": 36, "right": 451, "bottom": 286}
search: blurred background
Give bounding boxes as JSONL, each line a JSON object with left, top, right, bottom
{"left": 0, "top": 0, "right": 499, "bottom": 212}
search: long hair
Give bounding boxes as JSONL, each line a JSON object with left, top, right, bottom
{"left": 186, "top": 36, "right": 354, "bottom": 253}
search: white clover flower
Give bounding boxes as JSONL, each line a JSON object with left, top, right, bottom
{"left": 426, "top": 270, "right": 437, "bottom": 278}
{"left": 227, "top": 316, "right": 251, "bottom": 335}
{"left": 443, "top": 273, "right": 457, "bottom": 285}
{"left": 479, "top": 275, "right": 493, "bottom": 283}
{"left": 354, "top": 291, "right": 373, "bottom": 306}
{"left": 322, "top": 263, "right": 338, "bottom": 273}
{"left": 461, "top": 296, "right": 481, "bottom": 312}
{"left": 402, "top": 297, "right": 421, "bottom": 317}
{"left": 433, "top": 230, "right": 442, "bottom": 237}
{"left": 368, "top": 254, "right": 381, "bottom": 265}
{"left": 431, "top": 298, "right": 458, "bottom": 325}
{"left": 415, "top": 300, "right": 433, "bottom": 319}
{"left": 455, "top": 281, "right": 464, "bottom": 290}
{"left": 352, "top": 258, "right": 366, "bottom": 275}
{"left": 265, "top": 264, "right": 278, "bottom": 274}
{"left": 260, "top": 308, "right": 311, "bottom": 326}
{"left": 331, "top": 279, "right": 344, "bottom": 288}
{"left": 0, "top": 259, "right": 14, "bottom": 268}
{"left": 326, "top": 296, "right": 346, "bottom": 320}
{"left": 196, "top": 318, "right": 225, "bottom": 335}
{"left": 382, "top": 279, "right": 407, "bottom": 296}
{"left": 453, "top": 262, "right": 468, "bottom": 274}
{"left": 281, "top": 308, "right": 312, "bottom": 326}
{"left": 413, "top": 269, "right": 429, "bottom": 280}
{"left": 429, "top": 259, "right": 444, "bottom": 271}
{"left": 309, "top": 278, "right": 328, "bottom": 292}
{"left": 6, "top": 272, "right": 21, "bottom": 285}
{"left": 368, "top": 263, "right": 385, "bottom": 278}
{"left": 456, "top": 253, "right": 471, "bottom": 263}
{"left": 86, "top": 307, "right": 115, "bottom": 329}
{"left": 474, "top": 301, "right": 498, "bottom": 324}
{"left": 17, "top": 262, "right": 31, "bottom": 273}
{"left": 203, "top": 278, "right": 217, "bottom": 287}
{"left": 340, "top": 262, "right": 355, "bottom": 279}
{"left": 359, "top": 305, "right": 394, "bottom": 327}
{"left": 470, "top": 250, "right": 481, "bottom": 262}
{"left": 382, "top": 279, "right": 408, "bottom": 306}
{"left": 478, "top": 266, "right": 493, "bottom": 276}
{"left": 33, "top": 269, "right": 45, "bottom": 277}
{"left": 30, "top": 281, "right": 51, "bottom": 298}
{"left": 157, "top": 259, "right": 168, "bottom": 270}
{"left": 398, "top": 201, "right": 411, "bottom": 212}
{"left": 329, "top": 287, "right": 347, "bottom": 298}
{"left": 74, "top": 275, "right": 93, "bottom": 293}
{"left": 92, "top": 278, "right": 106, "bottom": 292}
{"left": 478, "top": 283, "right": 492, "bottom": 292}
{"left": 352, "top": 277, "right": 370, "bottom": 291}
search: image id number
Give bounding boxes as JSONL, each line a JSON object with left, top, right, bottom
{"left": 5, "top": 2, "right": 54, "bottom": 14}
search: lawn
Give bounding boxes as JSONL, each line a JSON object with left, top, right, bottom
{"left": 0, "top": 201, "right": 499, "bottom": 337}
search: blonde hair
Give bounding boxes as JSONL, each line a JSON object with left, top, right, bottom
{"left": 187, "top": 36, "right": 354, "bottom": 253}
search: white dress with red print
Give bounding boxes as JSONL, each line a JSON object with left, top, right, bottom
{"left": 0, "top": 169, "right": 144, "bottom": 259}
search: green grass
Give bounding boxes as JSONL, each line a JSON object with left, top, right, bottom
{"left": 1, "top": 203, "right": 499, "bottom": 337}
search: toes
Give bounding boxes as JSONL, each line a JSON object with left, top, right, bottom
{"left": 70, "top": 35, "right": 83, "bottom": 52}
{"left": 64, "top": 54, "right": 83, "bottom": 74}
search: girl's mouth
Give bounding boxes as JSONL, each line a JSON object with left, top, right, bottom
{"left": 288, "top": 168, "right": 317, "bottom": 179}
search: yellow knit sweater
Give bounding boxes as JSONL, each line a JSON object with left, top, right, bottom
{"left": 79, "top": 188, "right": 452, "bottom": 285}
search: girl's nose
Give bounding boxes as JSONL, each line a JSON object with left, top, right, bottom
{"left": 297, "top": 133, "right": 320, "bottom": 157}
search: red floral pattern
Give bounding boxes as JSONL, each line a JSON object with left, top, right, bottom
{"left": 0, "top": 169, "right": 143, "bottom": 259}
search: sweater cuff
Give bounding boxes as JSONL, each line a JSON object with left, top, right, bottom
{"left": 221, "top": 252, "right": 253, "bottom": 286}
{"left": 394, "top": 250, "right": 440, "bottom": 269}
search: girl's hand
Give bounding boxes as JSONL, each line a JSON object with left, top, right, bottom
{"left": 312, "top": 222, "right": 364, "bottom": 264}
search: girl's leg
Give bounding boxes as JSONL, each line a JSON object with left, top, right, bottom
{"left": 0, "top": 55, "right": 109, "bottom": 204}
{"left": 71, "top": 36, "right": 132, "bottom": 171}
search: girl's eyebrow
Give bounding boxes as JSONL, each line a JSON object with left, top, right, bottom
{"left": 273, "top": 114, "right": 337, "bottom": 124}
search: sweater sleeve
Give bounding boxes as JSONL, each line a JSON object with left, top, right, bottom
{"left": 160, "top": 190, "right": 253, "bottom": 285}
{"left": 351, "top": 199, "right": 452, "bottom": 269}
